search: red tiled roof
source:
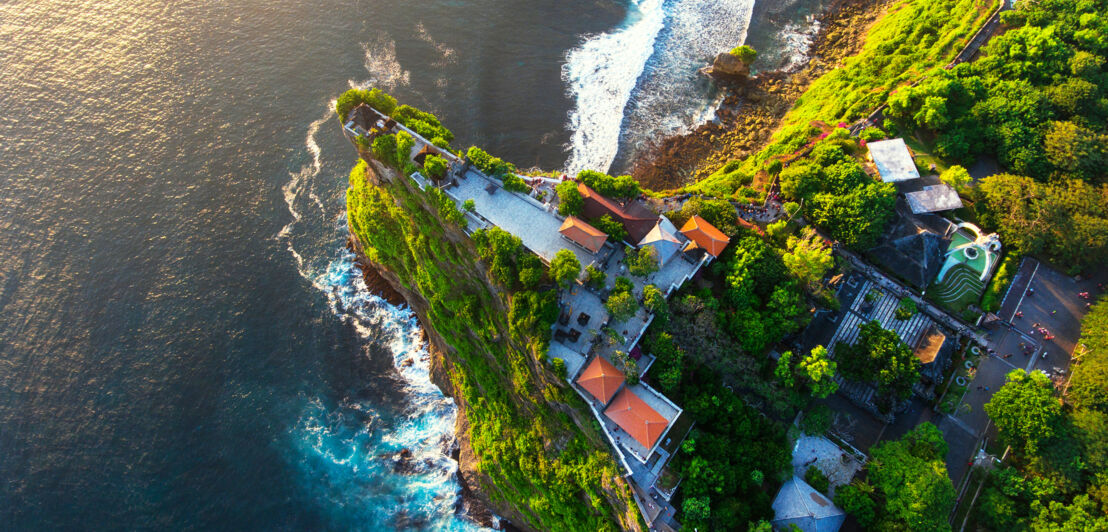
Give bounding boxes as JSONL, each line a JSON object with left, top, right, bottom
{"left": 559, "top": 216, "right": 607, "bottom": 254}
{"left": 576, "top": 356, "right": 624, "bottom": 404}
{"left": 604, "top": 388, "right": 669, "bottom": 449}
{"left": 680, "top": 215, "right": 731, "bottom": 257}
{"left": 577, "top": 183, "right": 657, "bottom": 242}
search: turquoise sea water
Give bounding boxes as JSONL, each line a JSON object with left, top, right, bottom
{"left": 0, "top": 0, "right": 821, "bottom": 529}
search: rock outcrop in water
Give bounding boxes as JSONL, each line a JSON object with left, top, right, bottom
{"left": 706, "top": 51, "right": 751, "bottom": 81}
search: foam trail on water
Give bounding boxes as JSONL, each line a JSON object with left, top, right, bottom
{"left": 615, "top": 0, "right": 756, "bottom": 168}
{"left": 562, "top": 0, "right": 665, "bottom": 175}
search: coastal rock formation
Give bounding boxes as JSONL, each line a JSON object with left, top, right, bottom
{"left": 707, "top": 51, "right": 751, "bottom": 81}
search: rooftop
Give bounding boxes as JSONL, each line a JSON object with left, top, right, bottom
{"left": 868, "top": 138, "right": 920, "bottom": 183}
{"left": 576, "top": 356, "right": 625, "bottom": 404}
{"left": 560, "top": 215, "right": 608, "bottom": 254}
{"left": 578, "top": 183, "right": 658, "bottom": 243}
{"left": 772, "top": 476, "right": 846, "bottom": 532}
{"left": 905, "top": 184, "right": 963, "bottom": 214}
{"left": 913, "top": 325, "right": 946, "bottom": 365}
{"left": 679, "top": 215, "right": 730, "bottom": 257}
{"left": 604, "top": 386, "right": 671, "bottom": 450}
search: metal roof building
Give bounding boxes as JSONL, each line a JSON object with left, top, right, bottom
{"left": 868, "top": 138, "right": 920, "bottom": 183}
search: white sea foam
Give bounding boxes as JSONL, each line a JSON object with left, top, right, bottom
{"left": 562, "top": 0, "right": 665, "bottom": 175}
{"left": 563, "top": 0, "right": 756, "bottom": 174}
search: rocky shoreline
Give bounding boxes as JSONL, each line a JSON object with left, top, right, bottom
{"left": 346, "top": 233, "right": 503, "bottom": 530}
{"left": 631, "top": 0, "right": 897, "bottom": 191}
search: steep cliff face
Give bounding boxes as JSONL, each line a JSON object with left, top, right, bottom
{"left": 345, "top": 156, "right": 643, "bottom": 532}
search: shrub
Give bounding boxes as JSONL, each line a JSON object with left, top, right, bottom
{"left": 729, "top": 45, "right": 757, "bottom": 65}
{"left": 551, "top": 357, "right": 567, "bottom": 379}
{"left": 859, "top": 126, "right": 887, "bottom": 142}
{"left": 895, "top": 297, "right": 917, "bottom": 320}
{"left": 392, "top": 104, "right": 454, "bottom": 142}
{"left": 805, "top": 465, "right": 830, "bottom": 493}
{"left": 371, "top": 134, "right": 399, "bottom": 168}
{"left": 502, "top": 173, "right": 530, "bottom": 194}
{"left": 800, "top": 404, "right": 832, "bottom": 435}
{"left": 613, "top": 276, "right": 634, "bottom": 295}
{"left": 335, "top": 87, "right": 397, "bottom": 121}
{"left": 577, "top": 170, "right": 640, "bottom": 199}
{"left": 463, "top": 199, "right": 475, "bottom": 212}
{"left": 642, "top": 284, "right": 666, "bottom": 314}
{"left": 466, "top": 146, "right": 516, "bottom": 177}
{"left": 981, "top": 254, "right": 1018, "bottom": 312}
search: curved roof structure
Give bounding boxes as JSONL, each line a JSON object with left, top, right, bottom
{"left": 559, "top": 216, "right": 607, "bottom": 254}
{"left": 638, "top": 220, "right": 683, "bottom": 265}
{"left": 604, "top": 388, "right": 669, "bottom": 449}
{"left": 577, "top": 183, "right": 657, "bottom": 242}
{"left": 680, "top": 215, "right": 730, "bottom": 257}
{"left": 576, "top": 356, "right": 624, "bottom": 404}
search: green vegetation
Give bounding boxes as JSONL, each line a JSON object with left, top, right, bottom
{"left": 716, "top": 231, "right": 808, "bottom": 354}
{"left": 980, "top": 253, "right": 1019, "bottom": 312}
{"left": 939, "top": 164, "right": 972, "bottom": 193}
{"left": 335, "top": 87, "right": 397, "bottom": 121}
{"left": 783, "top": 227, "right": 834, "bottom": 292}
{"left": 423, "top": 153, "right": 448, "bottom": 180}
{"left": 466, "top": 146, "right": 516, "bottom": 177}
{"left": 624, "top": 246, "right": 660, "bottom": 277}
{"left": 668, "top": 373, "right": 790, "bottom": 528}
{"left": 347, "top": 157, "right": 637, "bottom": 530}
{"left": 556, "top": 180, "right": 583, "bottom": 216}
{"left": 392, "top": 104, "right": 454, "bottom": 143}
{"left": 690, "top": 0, "right": 997, "bottom": 199}
{"left": 895, "top": 297, "right": 918, "bottom": 320}
{"left": 605, "top": 279, "right": 638, "bottom": 322}
{"left": 778, "top": 136, "right": 898, "bottom": 249}
{"left": 798, "top": 345, "right": 839, "bottom": 399}
{"left": 577, "top": 170, "right": 641, "bottom": 199}
{"left": 585, "top": 264, "right": 606, "bottom": 291}
{"left": 838, "top": 423, "right": 954, "bottom": 531}
{"left": 974, "top": 174, "right": 1108, "bottom": 271}
{"left": 836, "top": 320, "right": 921, "bottom": 406}
{"left": 971, "top": 298, "right": 1108, "bottom": 530}
{"left": 805, "top": 465, "right": 830, "bottom": 494}
{"left": 728, "top": 45, "right": 757, "bottom": 64}
{"left": 591, "top": 214, "right": 628, "bottom": 243}
{"left": 884, "top": 0, "right": 1108, "bottom": 270}
{"left": 549, "top": 249, "right": 581, "bottom": 289}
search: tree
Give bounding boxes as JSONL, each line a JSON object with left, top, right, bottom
{"left": 584, "top": 264, "right": 606, "bottom": 291}
{"left": 939, "top": 165, "right": 972, "bottom": 193}
{"left": 1044, "top": 121, "right": 1106, "bottom": 182}
{"left": 556, "top": 180, "right": 583, "bottom": 216}
{"left": 463, "top": 199, "right": 475, "bottom": 211}
{"left": 800, "top": 404, "right": 832, "bottom": 435}
{"left": 605, "top": 291, "right": 638, "bottom": 322}
{"left": 549, "top": 249, "right": 581, "bottom": 289}
{"left": 805, "top": 465, "right": 830, "bottom": 493}
{"left": 985, "top": 369, "right": 1064, "bottom": 456}
{"left": 423, "top": 154, "right": 448, "bottom": 179}
{"left": 682, "top": 496, "right": 711, "bottom": 524}
{"left": 799, "top": 345, "right": 838, "bottom": 398}
{"left": 577, "top": 170, "right": 640, "bottom": 199}
{"left": 835, "top": 481, "right": 878, "bottom": 528}
{"left": 774, "top": 350, "right": 796, "bottom": 388}
{"left": 868, "top": 423, "right": 954, "bottom": 531}
{"left": 551, "top": 358, "right": 567, "bottom": 379}
{"left": 784, "top": 228, "right": 834, "bottom": 292}
{"left": 895, "top": 297, "right": 918, "bottom": 320}
{"left": 625, "top": 246, "right": 660, "bottom": 277}
{"left": 642, "top": 284, "right": 666, "bottom": 315}
{"left": 836, "top": 320, "right": 920, "bottom": 399}
{"left": 591, "top": 214, "right": 628, "bottom": 243}
{"left": 371, "top": 133, "right": 398, "bottom": 168}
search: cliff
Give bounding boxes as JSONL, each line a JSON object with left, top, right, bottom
{"left": 344, "top": 155, "right": 644, "bottom": 531}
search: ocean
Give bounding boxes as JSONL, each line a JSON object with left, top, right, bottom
{"left": 0, "top": 0, "right": 822, "bottom": 529}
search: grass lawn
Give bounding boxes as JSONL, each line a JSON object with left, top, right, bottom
{"left": 930, "top": 263, "right": 985, "bottom": 316}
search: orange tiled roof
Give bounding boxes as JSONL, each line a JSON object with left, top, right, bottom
{"left": 604, "top": 388, "right": 669, "bottom": 450}
{"left": 576, "top": 356, "right": 624, "bottom": 404}
{"left": 559, "top": 216, "right": 608, "bottom": 254}
{"left": 577, "top": 183, "right": 657, "bottom": 242}
{"left": 680, "top": 215, "right": 731, "bottom": 257}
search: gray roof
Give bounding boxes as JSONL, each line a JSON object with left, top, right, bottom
{"left": 868, "top": 138, "right": 920, "bottom": 183}
{"left": 772, "top": 476, "right": 845, "bottom": 532}
{"left": 906, "top": 184, "right": 963, "bottom": 214}
{"left": 638, "top": 219, "right": 684, "bottom": 266}
{"left": 868, "top": 205, "right": 954, "bottom": 289}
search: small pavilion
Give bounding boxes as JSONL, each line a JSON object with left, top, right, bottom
{"left": 680, "top": 215, "right": 730, "bottom": 258}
